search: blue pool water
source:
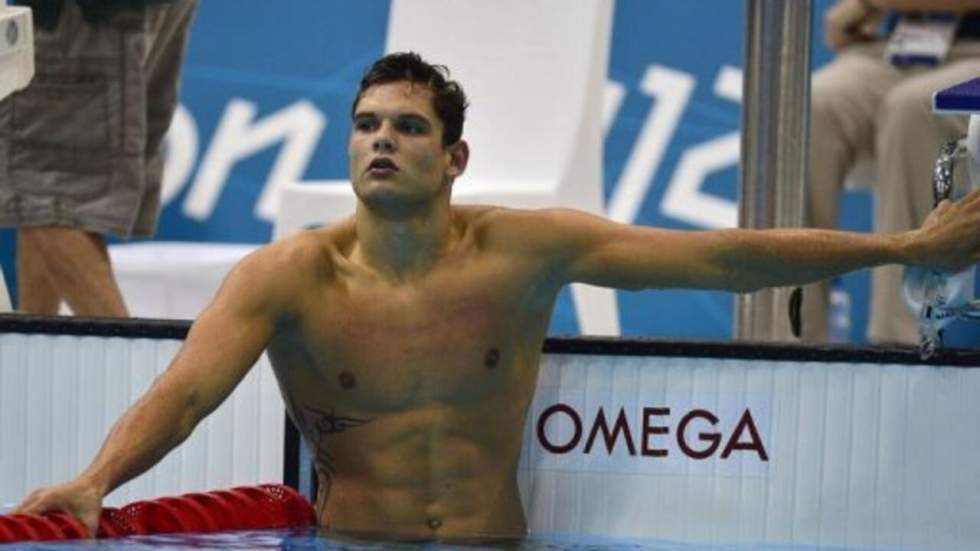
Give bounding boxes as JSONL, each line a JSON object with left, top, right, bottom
{"left": 0, "top": 528, "right": 918, "bottom": 551}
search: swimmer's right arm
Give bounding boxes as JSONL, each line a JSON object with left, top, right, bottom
{"left": 14, "top": 245, "right": 298, "bottom": 535}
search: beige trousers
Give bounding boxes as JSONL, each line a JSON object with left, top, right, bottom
{"left": 803, "top": 41, "right": 980, "bottom": 344}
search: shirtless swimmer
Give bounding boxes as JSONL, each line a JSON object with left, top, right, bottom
{"left": 15, "top": 52, "right": 980, "bottom": 542}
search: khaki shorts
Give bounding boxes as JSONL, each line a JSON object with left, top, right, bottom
{"left": 0, "top": 0, "right": 197, "bottom": 238}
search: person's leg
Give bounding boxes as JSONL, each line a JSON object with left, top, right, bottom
{"left": 21, "top": 3, "right": 198, "bottom": 314}
{"left": 18, "top": 226, "right": 128, "bottom": 317}
{"left": 1, "top": 2, "right": 143, "bottom": 317}
{"left": 801, "top": 45, "right": 901, "bottom": 341}
{"left": 869, "top": 51, "right": 980, "bottom": 344}
{"left": 16, "top": 229, "right": 61, "bottom": 314}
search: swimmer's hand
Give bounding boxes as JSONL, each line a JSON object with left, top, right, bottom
{"left": 14, "top": 478, "right": 103, "bottom": 538}
{"left": 905, "top": 189, "right": 980, "bottom": 273}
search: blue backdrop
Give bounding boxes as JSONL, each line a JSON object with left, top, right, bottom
{"left": 2, "top": 0, "right": 977, "bottom": 345}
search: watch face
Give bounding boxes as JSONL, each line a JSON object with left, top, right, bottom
{"left": 4, "top": 20, "right": 17, "bottom": 48}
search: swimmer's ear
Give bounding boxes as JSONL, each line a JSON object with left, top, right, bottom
{"left": 446, "top": 140, "right": 469, "bottom": 182}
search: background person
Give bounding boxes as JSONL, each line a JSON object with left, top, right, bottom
{"left": 803, "top": 0, "right": 980, "bottom": 343}
{"left": 0, "top": 0, "right": 198, "bottom": 317}
{"left": 14, "top": 53, "right": 980, "bottom": 541}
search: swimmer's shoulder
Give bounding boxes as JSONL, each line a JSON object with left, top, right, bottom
{"left": 202, "top": 219, "right": 355, "bottom": 325}
{"left": 233, "top": 217, "right": 355, "bottom": 289}
{"left": 453, "top": 204, "right": 590, "bottom": 251}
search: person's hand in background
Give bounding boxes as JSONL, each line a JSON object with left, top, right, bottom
{"left": 825, "top": 0, "right": 882, "bottom": 51}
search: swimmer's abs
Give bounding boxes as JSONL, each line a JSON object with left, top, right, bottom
{"left": 319, "top": 477, "right": 527, "bottom": 541}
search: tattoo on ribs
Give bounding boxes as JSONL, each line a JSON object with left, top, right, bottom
{"left": 284, "top": 391, "right": 372, "bottom": 512}
{"left": 303, "top": 406, "right": 372, "bottom": 503}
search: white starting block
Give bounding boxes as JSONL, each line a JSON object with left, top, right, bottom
{"left": 902, "top": 77, "right": 980, "bottom": 357}
{"left": 0, "top": 5, "right": 33, "bottom": 312}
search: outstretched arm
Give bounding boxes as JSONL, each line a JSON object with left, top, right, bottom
{"left": 14, "top": 245, "right": 296, "bottom": 535}
{"left": 528, "top": 189, "right": 980, "bottom": 293}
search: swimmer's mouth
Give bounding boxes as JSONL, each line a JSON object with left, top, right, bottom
{"left": 367, "top": 157, "right": 399, "bottom": 175}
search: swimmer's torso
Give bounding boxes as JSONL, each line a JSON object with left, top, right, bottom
{"left": 265, "top": 206, "right": 558, "bottom": 541}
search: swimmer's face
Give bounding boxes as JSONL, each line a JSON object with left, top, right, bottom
{"left": 349, "top": 81, "right": 468, "bottom": 215}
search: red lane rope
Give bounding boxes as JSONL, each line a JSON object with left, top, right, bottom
{"left": 47, "top": 512, "right": 88, "bottom": 539}
{"left": 0, "top": 484, "right": 315, "bottom": 544}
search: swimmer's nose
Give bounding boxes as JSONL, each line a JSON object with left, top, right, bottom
{"left": 373, "top": 136, "right": 394, "bottom": 154}
{"left": 373, "top": 121, "right": 396, "bottom": 154}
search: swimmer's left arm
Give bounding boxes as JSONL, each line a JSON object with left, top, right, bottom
{"left": 544, "top": 211, "right": 901, "bottom": 292}
{"left": 530, "top": 191, "right": 980, "bottom": 292}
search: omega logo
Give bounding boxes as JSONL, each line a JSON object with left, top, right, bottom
{"left": 535, "top": 403, "right": 769, "bottom": 461}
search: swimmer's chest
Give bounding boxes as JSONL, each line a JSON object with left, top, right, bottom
{"left": 272, "top": 264, "right": 547, "bottom": 410}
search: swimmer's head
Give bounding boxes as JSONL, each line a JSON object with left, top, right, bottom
{"left": 352, "top": 52, "right": 469, "bottom": 147}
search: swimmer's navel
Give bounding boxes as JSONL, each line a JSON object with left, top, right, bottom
{"left": 427, "top": 518, "right": 442, "bottom": 530}
{"left": 338, "top": 370, "right": 356, "bottom": 389}
{"left": 484, "top": 348, "right": 500, "bottom": 369}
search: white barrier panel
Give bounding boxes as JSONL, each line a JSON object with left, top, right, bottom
{"left": 519, "top": 354, "right": 980, "bottom": 550}
{"left": 2, "top": 328, "right": 978, "bottom": 550}
{"left": 0, "top": 333, "right": 283, "bottom": 508}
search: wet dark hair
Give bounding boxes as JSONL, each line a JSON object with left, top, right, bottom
{"left": 352, "top": 52, "right": 469, "bottom": 146}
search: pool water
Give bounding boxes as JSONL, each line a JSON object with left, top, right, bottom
{"left": 0, "top": 528, "right": 919, "bottom": 551}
